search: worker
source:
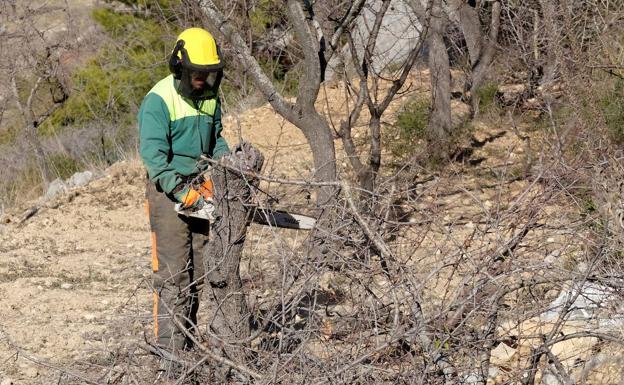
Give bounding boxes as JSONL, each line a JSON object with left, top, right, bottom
{"left": 138, "top": 27, "right": 229, "bottom": 352}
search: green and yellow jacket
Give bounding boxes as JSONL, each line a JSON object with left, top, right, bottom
{"left": 138, "top": 74, "right": 229, "bottom": 194}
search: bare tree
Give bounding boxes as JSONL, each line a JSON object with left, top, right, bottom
{"left": 202, "top": 142, "right": 264, "bottom": 374}
{"left": 193, "top": 0, "right": 367, "bottom": 204}
{"left": 447, "top": 0, "right": 501, "bottom": 116}
{"left": 337, "top": 0, "right": 430, "bottom": 192}
{"left": 8, "top": 50, "right": 68, "bottom": 185}
{"left": 0, "top": 2, "right": 71, "bottom": 185}
{"left": 409, "top": 0, "right": 453, "bottom": 157}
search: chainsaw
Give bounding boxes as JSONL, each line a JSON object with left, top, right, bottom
{"left": 174, "top": 172, "right": 316, "bottom": 230}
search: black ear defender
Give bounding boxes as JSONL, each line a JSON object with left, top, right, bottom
{"left": 168, "top": 40, "right": 185, "bottom": 79}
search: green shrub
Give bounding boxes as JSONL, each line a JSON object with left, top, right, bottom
{"left": 40, "top": 7, "right": 172, "bottom": 137}
{"left": 475, "top": 82, "right": 500, "bottom": 114}
{"left": 47, "top": 153, "right": 82, "bottom": 180}
{"left": 387, "top": 97, "right": 430, "bottom": 158}
{"left": 0, "top": 123, "right": 20, "bottom": 145}
{"left": 250, "top": 0, "right": 286, "bottom": 34}
{"left": 258, "top": 58, "right": 301, "bottom": 97}
{"left": 599, "top": 79, "right": 624, "bottom": 143}
{"left": 0, "top": 162, "right": 45, "bottom": 207}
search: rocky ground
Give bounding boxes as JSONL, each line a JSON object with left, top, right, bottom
{"left": 0, "top": 72, "right": 622, "bottom": 384}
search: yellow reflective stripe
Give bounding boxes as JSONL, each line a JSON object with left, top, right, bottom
{"left": 149, "top": 74, "right": 216, "bottom": 121}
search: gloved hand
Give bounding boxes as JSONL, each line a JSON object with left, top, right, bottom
{"left": 173, "top": 185, "right": 204, "bottom": 209}
{"left": 197, "top": 176, "right": 214, "bottom": 201}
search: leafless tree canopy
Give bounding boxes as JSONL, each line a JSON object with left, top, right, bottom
{"left": 1, "top": 0, "right": 623, "bottom": 384}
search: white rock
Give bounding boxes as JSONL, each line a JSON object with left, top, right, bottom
{"left": 490, "top": 342, "right": 517, "bottom": 366}
{"left": 488, "top": 366, "right": 502, "bottom": 379}
{"left": 541, "top": 370, "right": 563, "bottom": 385}
{"left": 542, "top": 282, "right": 624, "bottom": 328}
{"left": 463, "top": 372, "right": 482, "bottom": 384}
{"left": 44, "top": 178, "right": 67, "bottom": 201}
{"left": 544, "top": 250, "right": 561, "bottom": 264}
{"left": 66, "top": 171, "right": 93, "bottom": 187}
{"left": 60, "top": 283, "right": 73, "bottom": 290}
{"left": 325, "top": 0, "right": 421, "bottom": 79}
{"left": 23, "top": 366, "right": 38, "bottom": 378}
{"left": 83, "top": 313, "right": 96, "bottom": 321}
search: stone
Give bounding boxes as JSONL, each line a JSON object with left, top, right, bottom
{"left": 490, "top": 342, "right": 517, "bottom": 366}
{"left": 542, "top": 282, "right": 623, "bottom": 326}
{"left": 497, "top": 84, "right": 527, "bottom": 106}
{"left": 544, "top": 250, "right": 561, "bottom": 264}
{"left": 541, "top": 371, "right": 563, "bottom": 385}
{"left": 60, "top": 283, "right": 73, "bottom": 290}
{"left": 550, "top": 336, "right": 598, "bottom": 370}
{"left": 326, "top": 0, "right": 421, "bottom": 79}
{"left": 488, "top": 366, "right": 503, "bottom": 381}
{"left": 44, "top": 178, "right": 67, "bottom": 201}
{"left": 463, "top": 372, "right": 482, "bottom": 384}
{"left": 67, "top": 171, "right": 94, "bottom": 188}
{"left": 23, "top": 366, "right": 38, "bottom": 378}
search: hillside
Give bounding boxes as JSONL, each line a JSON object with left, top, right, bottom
{"left": 0, "top": 72, "right": 622, "bottom": 384}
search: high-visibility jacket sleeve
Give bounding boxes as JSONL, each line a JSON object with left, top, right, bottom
{"left": 138, "top": 93, "right": 181, "bottom": 194}
{"left": 212, "top": 98, "right": 230, "bottom": 159}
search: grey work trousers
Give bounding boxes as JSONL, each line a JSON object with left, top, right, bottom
{"left": 145, "top": 181, "right": 209, "bottom": 349}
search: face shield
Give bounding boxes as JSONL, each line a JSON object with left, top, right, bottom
{"left": 169, "top": 39, "right": 225, "bottom": 100}
{"left": 178, "top": 67, "right": 223, "bottom": 100}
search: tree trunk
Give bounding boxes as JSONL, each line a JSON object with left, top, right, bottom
{"left": 25, "top": 122, "right": 51, "bottom": 185}
{"left": 537, "top": 0, "right": 559, "bottom": 88}
{"left": 295, "top": 110, "right": 337, "bottom": 205}
{"left": 408, "top": 0, "right": 452, "bottom": 159}
{"left": 426, "top": 1, "right": 452, "bottom": 157}
{"left": 468, "top": 1, "right": 501, "bottom": 115}
{"left": 454, "top": 1, "right": 483, "bottom": 66}
{"left": 203, "top": 142, "right": 264, "bottom": 369}
{"left": 10, "top": 75, "right": 52, "bottom": 185}
{"left": 196, "top": 0, "right": 337, "bottom": 204}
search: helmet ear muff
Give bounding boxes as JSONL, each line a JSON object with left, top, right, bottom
{"left": 169, "top": 40, "right": 185, "bottom": 79}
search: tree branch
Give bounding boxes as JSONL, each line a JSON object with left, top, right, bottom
{"left": 196, "top": 0, "right": 297, "bottom": 122}
{"left": 286, "top": 0, "right": 321, "bottom": 109}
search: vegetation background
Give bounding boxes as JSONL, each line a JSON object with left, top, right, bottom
{"left": 1, "top": 0, "right": 624, "bottom": 384}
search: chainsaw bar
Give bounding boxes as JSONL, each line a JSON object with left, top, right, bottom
{"left": 250, "top": 207, "right": 316, "bottom": 230}
{"left": 176, "top": 203, "right": 316, "bottom": 230}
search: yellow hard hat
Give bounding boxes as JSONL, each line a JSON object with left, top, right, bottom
{"left": 169, "top": 28, "right": 224, "bottom": 75}
{"left": 169, "top": 27, "right": 224, "bottom": 99}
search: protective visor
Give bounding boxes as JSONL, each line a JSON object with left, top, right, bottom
{"left": 171, "top": 40, "right": 225, "bottom": 100}
{"left": 178, "top": 67, "right": 223, "bottom": 100}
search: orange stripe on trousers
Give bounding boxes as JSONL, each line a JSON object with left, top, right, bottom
{"left": 145, "top": 199, "right": 159, "bottom": 337}
{"left": 153, "top": 291, "right": 159, "bottom": 337}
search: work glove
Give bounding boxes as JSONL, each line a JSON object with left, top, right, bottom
{"left": 173, "top": 185, "right": 204, "bottom": 210}
{"left": 197, "top": 175, "right": 214, "bottom": 201}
